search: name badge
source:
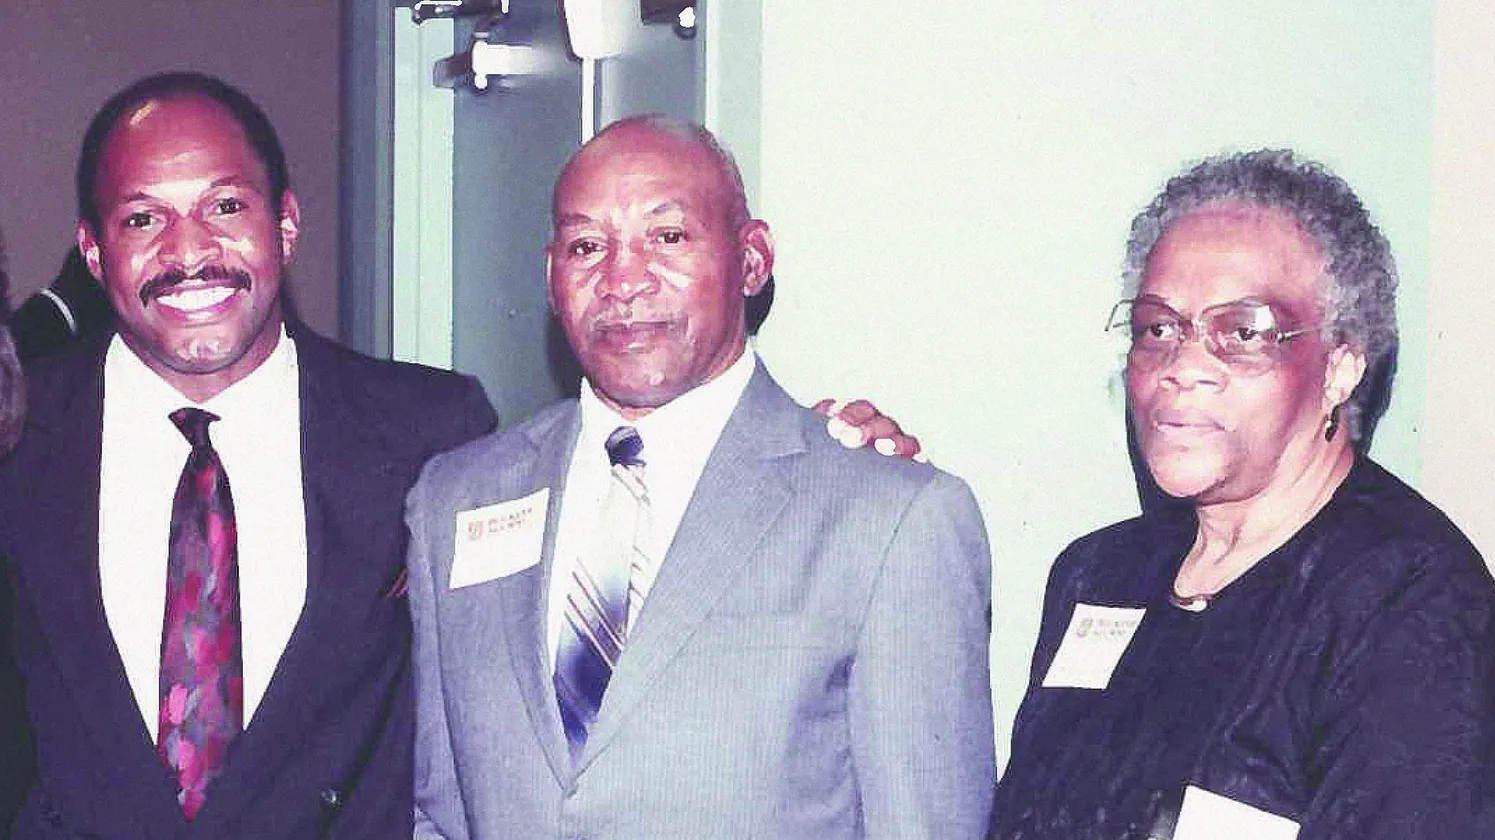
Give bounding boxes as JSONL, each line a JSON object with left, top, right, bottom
{"left": 1041, "top": 603, "right": 1145, "bottom": 690}
{"left": 449, "top": 489, "right": 549, "bottom": 589}
{"left": 1174, "top": 785, "right": 1300, "bottom": 840}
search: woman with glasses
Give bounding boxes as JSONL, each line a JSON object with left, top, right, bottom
{"left": 990, "top": 151, "right": 1493, "bottom": 840}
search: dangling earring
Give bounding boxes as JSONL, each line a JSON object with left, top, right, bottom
{"left": 1324, "top": 405, "right": 1341, "bottom": 442}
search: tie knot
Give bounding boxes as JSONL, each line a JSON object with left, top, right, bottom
{"left": 605, "top": 425, "right": 645, "bottom": 468}
{"left": 170, "top": 407, "right": 221, "bottom": 450}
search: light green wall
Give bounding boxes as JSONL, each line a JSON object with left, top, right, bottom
{"left": 702, "top": 0, "right": 763, "bottom": 211}
{"left": 392, "top": 13, "right": 456, "bottom": 368}
{"left": 711, "top": 0, "right": 1434, "bottom": 766}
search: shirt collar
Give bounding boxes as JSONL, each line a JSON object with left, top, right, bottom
{"left": 577, "top": 347, "right": 757, "bottom": 470}
{"left": 105, "top": 325, "right": 298, "bottom": 421}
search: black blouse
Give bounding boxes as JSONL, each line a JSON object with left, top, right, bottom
{"left": 992, "top": 458, "right": 1495, "bottom": 839}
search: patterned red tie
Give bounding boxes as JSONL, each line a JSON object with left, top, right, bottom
{"left": 158, "top": 407, "right": 243, "bottom": 819}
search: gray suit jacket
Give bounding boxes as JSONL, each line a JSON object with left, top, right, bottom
{"left": 407, "top": 364, "right": 994, "bottom": 839}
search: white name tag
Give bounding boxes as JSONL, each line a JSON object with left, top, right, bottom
{"left": 449, "top": 489, "right": 549, "bottom": 589}
{"left": 1174, "top": 785, "right": 1300, "bottom": 840}
{"left": 1041, "top": 603, "right": 1145, "bottom": 690}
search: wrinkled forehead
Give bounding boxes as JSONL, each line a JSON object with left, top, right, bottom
{"left": 553, "top": 127, "right": 734, "bottom": 221}
{"left": 1141, "top": 201, "right": 1329, "bottom": 313}
{"left": 97, "top": 94, "right": 267, "bottom": 189}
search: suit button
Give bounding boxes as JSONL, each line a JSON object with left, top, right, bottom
{"left": 38, "top": 794, "right": 62, "bottom": 826}
{"left": 319, "top": 788, "right": 342, "bottom": 809}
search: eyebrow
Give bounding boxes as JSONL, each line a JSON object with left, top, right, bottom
{"left": 115, "top": 176, "right": 262, "bottom": 206}
{"left": 645, "top": 200, "right": 685, "bottom": 218}
{"left": 1129, "top": 296, "right": 1310, "bottom": 329}
{"left": 1135, "top": 294, "right": 1280, "bottom": 310}
{"left": 208, "top": 176, "right": 257, "bottom": 191}
{"left": 554, "top": 199, "right": 690, "bottom": 227}
{"left": 553, "top": 212, "right": 595, "bottom": 229}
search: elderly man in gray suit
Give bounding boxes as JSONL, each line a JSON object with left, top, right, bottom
{"left": 406, "top": 115, "right": 995, "bottom": 839}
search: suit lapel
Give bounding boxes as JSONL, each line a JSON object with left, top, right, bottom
{"left": 578, "top": 366, "right": 801, "bottom": 766}
{"left": 497, "top": 407, "right": 581, "bottom": 784}
{"left": 6, "top": 340, "right": 187, "bottom": 833}
{"left": 189, "top": 332, "right": 399, "bottom": 825}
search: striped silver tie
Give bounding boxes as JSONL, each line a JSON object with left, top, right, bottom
{"left": 553, "top": 426, "right": 651, "bottom": 760}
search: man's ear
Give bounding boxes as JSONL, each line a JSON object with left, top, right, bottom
{"left": 75, "top": 222, "right": 104, "bottom": 281}
{"left": 1324, "top": 343, "right": 1368, "bottom": 411}
{"left": 738, "top": 219, "right": 774, "bottom": 297}
{"left": 278, "top": 189, "right": 302, "bottom": 264}
{"left": 543, "top": 245, "right": 558, "bottom": 313}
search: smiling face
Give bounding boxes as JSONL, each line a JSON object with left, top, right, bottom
{"left": 546, "top": 123, "right": 772, "bottom": 417}
{"left": 77, "top": 93, "right": 299, "bottom": 402}
{"left": 1128, "top": 202, "right": 1360, "bottom": 505}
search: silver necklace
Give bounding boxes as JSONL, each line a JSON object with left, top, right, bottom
{"left": 1167, "top": 587, "right": 1214, "bottom": 612}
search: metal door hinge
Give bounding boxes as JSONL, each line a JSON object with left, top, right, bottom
{"left": 411, "top": 0, "right": 510, "bottom": 25}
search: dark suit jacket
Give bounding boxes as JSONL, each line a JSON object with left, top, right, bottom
{"left": 0, "top": 326, "right": 496, "bottom": 839}
{"left": 0, "top": 554, "right": 32, "bottom": 836}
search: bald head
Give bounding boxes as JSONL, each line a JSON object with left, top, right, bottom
{"left": 545, "top": 115, "right": 774, "bottom": 417}
{"left": 555, "top": 116, "right": 750, "bottom": 231}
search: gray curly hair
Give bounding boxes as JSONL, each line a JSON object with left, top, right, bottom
{"left": 1122, "top": 149, "right": 1398, "bottom": 446}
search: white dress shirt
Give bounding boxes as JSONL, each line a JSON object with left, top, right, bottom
{"left": 99, "top": 328, "right": 308, "bottom": 739}
{"left": 547, "top": 348, "right": 756, "bottom": 666}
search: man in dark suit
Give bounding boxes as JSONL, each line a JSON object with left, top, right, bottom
{"left": 0, "top": 72, "right": 495, "bottom": 839}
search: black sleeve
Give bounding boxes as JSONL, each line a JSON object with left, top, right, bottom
{"left": 1300, "top": 545, "right": 1495, "bottom": 839}
{"left": 10, "top": 296, "right": 74, "bottom": 363}
{"left": 456, "top": 375, "right": 498, "bottom": 440}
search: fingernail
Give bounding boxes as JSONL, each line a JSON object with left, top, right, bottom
{"left": 836, "top": 425, "right": 863, "bottom": 449}
{"left": 826, "top": 416, "right": 850, "bottom": 439}
{"left": 913, "top": 452, "right": 930, "bottom": 464}
{"left": 874, "top": 438, "right": 896, "bottom": 456}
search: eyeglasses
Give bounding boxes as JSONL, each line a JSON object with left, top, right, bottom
{"left": 1106, "top": 296, "right": 1319, "bottom": 376}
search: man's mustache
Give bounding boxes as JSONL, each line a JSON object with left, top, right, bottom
{"left": 139, "top": 264, "right": 251, "bottom": 305}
